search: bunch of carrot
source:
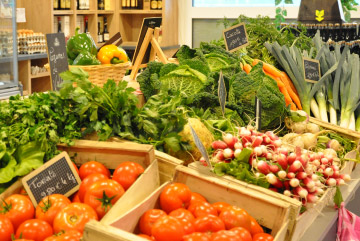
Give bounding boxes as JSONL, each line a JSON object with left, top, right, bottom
{"left": 241, "top": 59, "right": 302, "bottom": 111}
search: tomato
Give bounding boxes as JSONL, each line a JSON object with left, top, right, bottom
{"left": 84, "top": 179, "right": 124, "bottom": 218}
{"left": 78, "top": 173, "right": 108, "bottom": 202}
{"left": 230, "top": 227, "right": 252, "bottom": 241}
{"left": 112, "top": 161, "right": 144, "bottom": 190}
{"left": 0, "top": 194, "right": 35, "bottom": 230}
{"left": 188, "top": 201, "right": 217, "bottom": 218}
{"left": 193, "top": 215, "right": 225, "bottom": 233}
{"left": 151, "top": 216, "right": 185, "bottom": 241}
{"left": 189, "top": 193, "right": 207, "bottom": 206}
{"left": 43, "top": 230, "right": 82, "bottom": 241}
{"left": 71, "top": 162, "right": 80, "bottom": 176}
{"left": 219, "top": 206, "right": 251, "bottom": 231}
{"left": 13, "top": 239, "right": 35, "bottom": 241}
{"left": 210, "top": 230, "right": 242, "bottom": 241}
{"left": 19, "top": 188, "right": 31, "bottom": 201}
{"left": 253, "top": 233, "right": 274, "bottom": 241}
{"left": 53, "top": 202, "right": 98, "bottom": 234}
{"left": 169, "top": 208, "right": 195, "bottom": 222}
{"left": 71, "top": 192, "right": 81, "bottom": 203}
{"left": 137, "top": 234, "right": 155, "bottom": 240}
{"left": 36, "top": 194, "right": 71, "bottom": 226}
{"left": 160, "top": 183, "right": 192, "bottom": 213}
{"left": 139, "top": 209, "right": 167, "bottom": 236}
{"left": 183, "top": 232, "right": 211, "bottom": 241}
{"left": 0, "top": 215, "right": 14, "bottom": 241}
{"left": 212, "top": 202, "right": 230, "bottom": 215}
{"left": 15, "top": 219, "right": 53, "bottom": 241}
{"left": 249, "top": 216, "right": 263, "bottom": 236}
{"left": 78, "top": 161, "right": 110, "bottom": 180}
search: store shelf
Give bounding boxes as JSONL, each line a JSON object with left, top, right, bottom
{"left": 76, "top": 10, "right": 96, "bottom": 14}
{"left": 119, "top": 10, "right": 162, "bottom": 14}
{"left": 53, "top": 10, "right": 74, "bottom": 15}
{"left": 30, "top": 72, "right": 50, "bottom": 79}
{"left": 97, "top": 10, "right": 115, "bottom": 14}
{"left": 0, "top": 53, "right": 48, "bottom": 64}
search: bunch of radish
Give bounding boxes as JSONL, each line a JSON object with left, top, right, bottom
{"left": 200, "top": 125, "right": 351, "bottom": 206}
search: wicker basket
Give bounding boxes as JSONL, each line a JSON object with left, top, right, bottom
{"left": 69, "top": 62, "right": 131, "bottom": 87}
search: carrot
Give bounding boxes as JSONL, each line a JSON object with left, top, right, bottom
{"left": 252, "top": 59, "right": 282, "bottom": 78}
{"left": 280, "top": 74, "right": 302, "bottom": 110}
{"left": 265, "top": 71, "right": 297, "bottom": 110}
{"left": 244, "top": 64, "right": 252, "bottom": 74}
{"left": 280, "top": 72, "right": 298, "bottom": 95}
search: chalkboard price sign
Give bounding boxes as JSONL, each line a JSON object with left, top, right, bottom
{"left": 303, "top": 57, "right": 321, "bottom": 83}
{"left": 223, "top": 23, "right": 249, "bottom": 52}
{"left": 22, "top": 152, "right": 81, "bottom": 206}
{"left": 46, "top": 33, "right": 69, "bottom": 91}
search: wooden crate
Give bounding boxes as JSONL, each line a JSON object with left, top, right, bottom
{"left": 83, "top": 165, "right": 291, "bottom": 241}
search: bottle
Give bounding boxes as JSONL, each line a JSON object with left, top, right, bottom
{"left": 98, "top": 0, "right": 104, "bottom": 10}
{"left": 98, "top": 22, "right": 103, "bottom": 43}
{"left": 151, "top": 0, "right": 157, "bottom": 9}
{"left": 121, "top": 0, "right": 127, "bottom": 9}
{"left": 126, "top": 0, "right": 131, "bottom": 8}
{"left": 77, "top": 0, "right": 80, "bottom": 10}
{"left": 157, "top": 0, "right": 162, "bottom": 9}
{"left": 131, "top": 0, "right": 136, "bottom": 9}
{"left": 65, "top": 0, "right": 71, "bottom": 10}
{"left": 103, "top": 17, "right": 109, "bottom": 42}
{"left": 84, "top": 16, "right": 89, "bottom": 33}
{"left": 60, "top": 0, "right": 66, "bottom": 10}
{"left": 58, "top": 17, "right": 62, "bottom": 33}
{"left": 84, "top": 0, "right": 89, "bottom": 10}
{"left": 54, "top": 0, "right": 59, "bottom": 10}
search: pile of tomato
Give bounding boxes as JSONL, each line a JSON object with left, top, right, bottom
{"left": 0, "top": 160, "right": 145, "bottom": 241}
{"left": 136, "top": 183, "right": 275, "bottom": 241}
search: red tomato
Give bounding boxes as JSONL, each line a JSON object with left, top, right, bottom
{"left": 71, "top": 192, "right": 81, "bottom": 203}
{"left": 78, "top": 173, "right": 108, "bottom": 202}
{"left": 15, "top": 219, "right": 53, "bottom": 241}
{"left": 13, "top": 239, "right": 35, "bottom": 241}
{"left": 193, "top": 215, "right": 225, "bottom": 233}
{"left": 169, "top": 208, "right": 195, "bottom": 222}
{"left": 249, "top": 216, "right": 263, "bottom": 236}
{"left": 0, "top": 215, "right": 14, "bottom": 241}
{"left": 43, "top": 230, "right": 82, "bottom": 241}
{"left": 219, "top": 206, "right": 251, "bottom": 231}
{"left": 78, "top": 161, "right": 110, "bottom": 180}
{"left": 112, "top": 161, "right": 144, "bottom": 190}
{"left": 36, "top": 194, "right": 71, "bottom": 226}
{"left": 160, "top": 183, "right": 192, "bottom": 213}
{"left": 230, "top": 227, "right": 252, "bottom": 241}
{"left": 139, "top": 209, "right": 167, "bottom": 236}
{"left": 53, "top": 203, "right": 98, "bottom": 234}
{"left": 183, "top": 232, "right": 211, "bottom": 241}
{"left": 210, "top": 230, "right": 242, "bottom": 241}
{"left": 137, "top": 234, "right": 155, "bottom": 240}
{"left": 71, "top": 162, "right": 80, "bottom": 176}
{"left": 0, "top": 194, "right": 35, "bottom": 230}
{"left": 212, "top": 202, "right": 230, "bottom": 215}
{"left": 151, "top": 216, "right": 185, "bottom": 241}
{"left": 177, "top": 218, "right": 195, "bottom": 235}
{"left": 19, "top": 188, "right": 31, "bottom": 201}
{"left": 253, "top": 233, "right": 274, "bottom": 241}
{"left": 83, "top": 179, "right": 124, "bottom": 218}
{"left": 189, "top": 193, "right": 207, "bottom": 206}
{"left": 188, "top": 201, "right": 217, "bottom": 218}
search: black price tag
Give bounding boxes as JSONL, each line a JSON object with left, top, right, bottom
{"left": 255, "top": 97, "right": 262, "bottom": 131}
{"left": 46, "top": 33, "right": 69, "bottom": 91}
{"left": 303, "top": 57, "right": 321, "bottom": 83}
{"left": 22, "top": 152, "right": 81, "bottom": 207}
{"left": 189, "top": 123, "right": 212, "bottom": 169}
{"left": 223, "top": 23, "right": 249, "bottom": 53}
{"left": 218, "top": 71, "right": 227, "bottom": 117}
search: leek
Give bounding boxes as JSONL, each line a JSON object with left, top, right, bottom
{"left": 315, "top": 88, "right": 328, "bottom": 122}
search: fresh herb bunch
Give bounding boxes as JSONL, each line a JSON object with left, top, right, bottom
{"left": 341, "top": 0, "right": 359, "bottom": 22}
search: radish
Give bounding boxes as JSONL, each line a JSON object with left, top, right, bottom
{"left": 223, "top": 134, "right": 237, "bottom": 149}
{"left": 277, "top": 154, "right": 288, "bottom": 170}
{"left": 312, "top": 159, "right": 320, "bottom": 167}
{"left": 245, "top": 142, "right": 252, "bottom": 148}
{"left": 303, "top": 177, "right": 315, "bottom": 189}
{"left": 337, "top": 178, "right": 345, "bottom": 186}
{"left": 253, "top": 146, "right": 263, "bottom": 156}
{"left": 288, "top": 160, "right": 302, "bottom": 173}
{"left": 324, "top": 167, "right": 334, "bottom": 177}
{"left": 298, "top": 154, "right": 308, "bottom": 167}
{"left": 199, "top": 157, "right": 208, "bottom": 166}
{"left": 306, "top": 193, "right": 319, "bottom": 203}
{"left": 341, "top": 174, "right": 351, "bottom": 182}
{"left": 321, "top": 158, "right": 329, "bottom": 165}
{"left": 265, "top": 131, "right": 278, "bottom": 141}
{"left": 318, "top": 152, "right": 324, "bottom": 159}
{"left": 295, "top": 186, "right": 308, "bottom": 199}
{"left": 252, "top": 136, "right": 263, "bottom": 147}
{"left": 269, "top": 165, "right": 280, "bottom": 173}
{"left": 265, "top": 152, "right": 273, "bottom": 160}
{"left": 309, "top": 153, "right": 316, "bottom": 161}
{"left": 296, "top": 172, "right": 307, "bottom": 180}
{"left": 278, "top": 170, "right": 287, "bottom": 179}
{"left": 234, "top": 149, "right": 242, "bottom": 159}
{"left": 266, "top": 173, "right": 283, "bottom": 188}
{"left": 284, "top": 190, "right": 292, "bottom": 197}
{"left": 287, "top": 172, "right": 295, "bottom": 179}
{"left": 326, "top": 178, "right": 337, "bottom": 187}
{"left": 287, "top": 153, "right": 297, "bottom": 165}
{"left": 318, "top": 168, "right": 324, "bottom": 174}
{"left": 234, "top": 142, "right": 243, "bottom": 150}
{"left": 316, "top": 188, "right": 324, "bottom": 195}
{"left": 308, "top": 185, "right": 316, "bottom": 193}
{"left": 216, "top": 150, "right": 225, "bottom": 161}
{"left": 211, "top": 140, "right": 228, "bottom": 150}
{"left": 320, "top": 164, "right": 326, "bottom": 170}
{"left": 327, "top": 139, "right": 341, "bottom": 151}
{"left": 278, "top": 147, "right": 289, "bottom": 156}
{"left": 311, "top": 174, "right": 319, "bottom": 181}
{"left": 290, "top": 178, "right": 300, "bottom": 187}
{"left": 274, "top": 139, "right": 282, "bottom": 147}
{"left": 263, "top": 135, "right": 271, "bottom": 144}
{"left": 254, "top": 172, "right": 261, "bottom": 178}
{"left": 284, "top": 180, "right": 290, "bottom": 190}
{"left": 257, "top": 160, "right": 270, "bottom": 175}
{"left": 332, "top": 165, "right": 339, "bottom": 172}
{"left": 332, "top": 171, "right": 340, "bottom": 179}
{"left": 260, "top": 145, "right": 267, "bottom": 154}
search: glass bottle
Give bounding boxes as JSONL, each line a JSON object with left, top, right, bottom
{"left": 98, "top": 22, "right": 103, "bottom": 43}
{"left": 103, "top": 17, "right": 109, "bottom": 42}
{"left": 84, "top": 16, "right": 89, "bottom": 33}
{"left": 58, "top": 17, "right": 62, "bottom": 33}
{"left": 54, "top": 0, "right": 59, "bottom": 10}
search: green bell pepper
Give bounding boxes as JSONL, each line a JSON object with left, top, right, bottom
{"left": 67, "top": 27, "right": 98, "bottom": 60}
{"left": 72, "top": 51, "right": 101, "bottom": 65}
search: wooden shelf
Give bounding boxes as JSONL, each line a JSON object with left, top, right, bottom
{"left": 119, "top": 10, "right": 162, "bottom": 14}
{"left": 30, "top": 72, "right": 50, "bottom": 79}
{"left": 53, "top": 10, "right": 74, "bottom": 15}
{"left": 97, "top": 10, "right": 115, "bottom": 14}
{"left": 76, "top": 10, "right": 96, "bottom": 14}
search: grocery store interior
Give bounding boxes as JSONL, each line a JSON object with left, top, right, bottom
{"left": 1, "top": 0, "right": 360, "bottom": 241}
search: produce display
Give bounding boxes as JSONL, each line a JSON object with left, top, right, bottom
{"left": 0, "top": 160, "right": 144, "bottom": 241}
{"left": 134, "top": 182, "right": 274, "bottom": 241}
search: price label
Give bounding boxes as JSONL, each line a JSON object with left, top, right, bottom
{"left": 255, "top": 97, "right": 262, "bottom": 131}
{"left": 22, "top": 152, "right": 81, "bottom": 207}
{"left": 303, "top": 57, "right": 321, "bottom": 83}
{"left": 218, "top": 71, "right": 226, "bottom": 117}
{"left": 223, "top": 23, "right": 249, "bottom": 52}
{"left": 189, "top": 123, "right": 212, "bottom": 169}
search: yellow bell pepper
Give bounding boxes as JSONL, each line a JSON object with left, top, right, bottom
{"left": 97, "top": 45, "right": 129, "bottom": 64}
